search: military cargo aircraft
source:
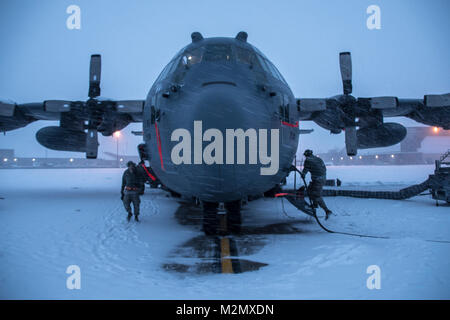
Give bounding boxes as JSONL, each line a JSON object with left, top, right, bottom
{"left": 1, "top": 31, "right": 449, "bottom": 234}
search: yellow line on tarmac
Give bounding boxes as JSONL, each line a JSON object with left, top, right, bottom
{"left": 220, "top": 237, "right": 234, "bottom": 274}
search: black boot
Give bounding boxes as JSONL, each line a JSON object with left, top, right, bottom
{"left": 127, "top": 212, "right": 132, "bottom": 222}
{"left": 134, "top": 215, "right": 140, "bottom": 222}
{"left": 317, "top": 198, "right": 332, "bottom": 220}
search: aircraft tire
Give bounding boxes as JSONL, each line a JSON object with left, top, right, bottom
{"left": 202, "top": 201, "right": 219, "bottom": 235}
{"left": 225, "top": 200, "right": 242, "bottom": 234}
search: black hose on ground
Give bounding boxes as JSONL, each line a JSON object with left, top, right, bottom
{"left": 299, "top": 175, "right": 389, "bottom": 239}
{"left": 322, "top": 179, "right": 430, "bottom": 200}
{"left": 297, "top": 175, "right": 450, "bottom": 243}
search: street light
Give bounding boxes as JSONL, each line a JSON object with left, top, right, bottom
{"left": 113, "top": 131, "right": 121, "bottom": 167}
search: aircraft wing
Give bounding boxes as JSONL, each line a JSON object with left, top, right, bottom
{"left": 0, "top": 55, "right": 145, "bottom": 159}
{"left": 295, "top": 52, "right": 450, "bottom": 155}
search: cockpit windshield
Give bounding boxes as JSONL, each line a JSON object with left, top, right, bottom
{"left": 156, "top": 42, "right": 286, "bottom": 85}
{"left": 203, "top": 44, "right": 232, "bottom": 62}
{"left": 179, "top": 44, "right": 233, "bottom": 67}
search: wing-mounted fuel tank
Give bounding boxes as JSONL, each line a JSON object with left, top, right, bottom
{"left": 356, "top": 122, "right": 407, "bottom": 149}
{"left": 36, "top": 126, "right": 89, "bottom": 152}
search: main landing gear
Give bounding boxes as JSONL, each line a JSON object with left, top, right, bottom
{"left": 202, "top": 200, "right": 242, "bottom": 235}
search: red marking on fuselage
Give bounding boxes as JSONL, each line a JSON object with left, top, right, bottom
{"left": 281, "top": 121, "right": 299, "bottom": 128}
{"left": 154, "top": 122, "right": 164, "bottom": 170}
{"left": 275, "top": 193, "right": 293, "bottom": 197}
{"left": 141, "top": 163, "right": 156, "bottom": 181}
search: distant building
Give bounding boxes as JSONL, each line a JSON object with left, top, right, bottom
{"left": 316, "top": 127, "right": 449, "bottom": 165}
{"left": 401, "top": 126, "right": 450, "bottom": 152}
{"left": 0, "top": 149, "right": 15, "bottom": 160}
{"left": 0, "top": 155, "right": 140, "bottom": 169}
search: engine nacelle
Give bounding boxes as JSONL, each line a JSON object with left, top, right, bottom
{"left": 408, "top": 108, "right": 450, "bottom": 130}
{"left": 357, "top": 123, "right": 407, "bottom": 149}
{"left": 36, "top": 126, "right": 87, "bottom": 152}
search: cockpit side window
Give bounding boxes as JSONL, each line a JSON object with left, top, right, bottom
{"left": 236, "top": 46, "right": 267, "bottom": 77}
{"left": 255, "top": 54, "right": 271, "bottom": 75}
{"left": 203, "top": 44, "right": 232, "bottom": 62}
{"left": 265, "top": 59, "right": 286, "bottom": 83}
{"left": 255, "top": 53, "right": 286, "bottom": 84}
{"left": 156, "top": 60, "right": 175, "bottom": 83}
{"left": 169, "top": 56, "right": 181, "bottom": 74}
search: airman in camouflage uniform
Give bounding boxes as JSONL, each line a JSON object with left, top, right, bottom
{"left": 121, "top": 161, "right": 142, "bottom": 222}
{"left": 301, "top": 149, "right": 333, "bottom": 219}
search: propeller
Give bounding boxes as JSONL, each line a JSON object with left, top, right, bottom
{"left": 85, "top": 54, "right": 102, "bottom": 159}
{"left": 336, "top": 52, "right": 410, "bottom": 155}
{"left": 339, "top": 52, "right": 352, "bottom": 95}
{"left": 338, "top": 52, "right": 358, "bottom": 155}
{"left": 299, "top": 52, "right": 420, "bottom": 156}
{"left": 89, "top": 54, "right": 101, "bottom": 98}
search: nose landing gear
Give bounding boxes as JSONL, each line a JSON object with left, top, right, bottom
{"left": 225, "top": 200, "right": 242, "bottom": 234}
{"left": 202, "top": 200, "right": 242, "bottom": 235}
{"left": 202, "top": 201, "right": 219, "bottom": 235}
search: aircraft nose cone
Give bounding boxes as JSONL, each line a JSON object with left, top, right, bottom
{"left": 184, "top": 84, "right": 266, "bottom": 201}
{"left": 191, "top": 84, "right": 254, "bottom": 129}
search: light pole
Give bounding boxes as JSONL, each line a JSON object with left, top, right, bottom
{"left": 113, "top": 131, "right": 121, "bottom": 168}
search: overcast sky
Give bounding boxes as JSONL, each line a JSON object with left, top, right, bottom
{"left": 0, "top": 0, "right": 449, "bottom": 158}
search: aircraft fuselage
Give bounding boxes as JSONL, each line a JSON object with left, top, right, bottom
{"left": 143, "top": 37, "right": 299, "bottom": 202}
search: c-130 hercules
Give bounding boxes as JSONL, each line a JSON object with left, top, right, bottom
{"left": 1, "top": 32, "right": 449, "bottom": 234}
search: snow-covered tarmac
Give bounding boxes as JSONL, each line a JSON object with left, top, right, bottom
{"left": 0, "top": 166, "right": 449, "bottom": 299}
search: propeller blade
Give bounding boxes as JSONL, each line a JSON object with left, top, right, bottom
{"left": 344, "top": 126, "right": 357, "bottom": 156}
{"left": 85, "top": 128, "right": 99, "bottom": 159}
{"left": 88, "top": 54, "right": 101, "bottom": 98}
{"left": 339, "top": 52, "right": 352, "bottom": 95}
{"left": 0, "top": 100, "right": 16, "bottom": 117}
